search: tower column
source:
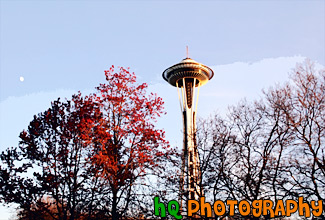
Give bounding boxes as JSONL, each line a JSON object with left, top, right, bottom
{"left": 178, "top": 77, "right": 201, "bottom": 201}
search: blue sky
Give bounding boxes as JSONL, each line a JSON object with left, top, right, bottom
{"left": 1, "top": 1, "right": 324, "bottom": 100}
{"left": 0, "top": 0, "right": 324, "bottom": 219}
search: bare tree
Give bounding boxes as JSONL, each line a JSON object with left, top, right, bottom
{"left": 266, "top": 60, "right": 325, "bottom": 203}
{"left": 196, "top": 59, "right": 324, "bottom": 219}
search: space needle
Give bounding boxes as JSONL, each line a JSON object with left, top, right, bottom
{"left": 162, "top": 51, "right": 214, "bottom": 208}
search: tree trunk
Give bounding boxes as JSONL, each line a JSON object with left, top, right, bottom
{"left": 112, "top": 190, "right": 118, "bottom": 220}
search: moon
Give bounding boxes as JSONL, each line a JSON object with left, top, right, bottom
{"left": 19, "top": 76, "right": 24, "bottom": 82}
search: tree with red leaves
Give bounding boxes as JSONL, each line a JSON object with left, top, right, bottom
{"left": 85, "top": 66, "right": 172, "bottom": 219}
{"left": 0, "top": 66, "right": 174, "bottom": 220}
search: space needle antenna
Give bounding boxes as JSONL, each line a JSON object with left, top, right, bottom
{"left": 186, "top": 46, "right": 189, "bottom": 58}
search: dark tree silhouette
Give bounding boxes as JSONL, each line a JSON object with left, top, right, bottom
{"left": 0, "top": 66, "right": 174, "bottom": 220}
{"left": 1, "top": 94, "right": 102, "bottom": 220}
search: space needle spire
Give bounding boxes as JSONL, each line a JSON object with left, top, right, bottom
{"left": 162, "top": 52, "right": 214, "bottom": 211}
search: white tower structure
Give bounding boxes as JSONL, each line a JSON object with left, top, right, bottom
{"left": 162, "top": 56, "right": 214, "bottom": 205}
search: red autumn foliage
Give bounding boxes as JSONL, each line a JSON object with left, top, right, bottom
{"left": 0, "top": 66, "right": 175, "bottom": 220}
{"left": 83, "top": 66, "right": 171, "bottom": 219}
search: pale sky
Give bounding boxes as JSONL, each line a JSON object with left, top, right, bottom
{"left": 0, "top": 0, "right": 324, "bottom": 219}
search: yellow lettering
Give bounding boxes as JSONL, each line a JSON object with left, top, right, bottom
{"left": 252, "top": 200, "right": 262, "bottom": 217}
{"left": 187, "top": 199, "right": 199, "bottom": 217}
{"left": 274, "top": 200, "right": 285, "bottom": 217}
{"left": 311, "top": 200, "right": 323, "bottom": 217}
{"left": 200, "top": 197, "right": 212, "bottom": 217}
{"left": 238, "top": 200, "right": 250, "bottom": 216}
{"left": 213, "top": 200, "right": 226, "bottom": 216}
{"left": 263, "top": 200, "right": 274, "bottom": 218}
{"left": 286, "top": 200, "right": 298, "bottom": 216}
{"left": 227, "top": 200, "right": 238, "bottom": 216}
